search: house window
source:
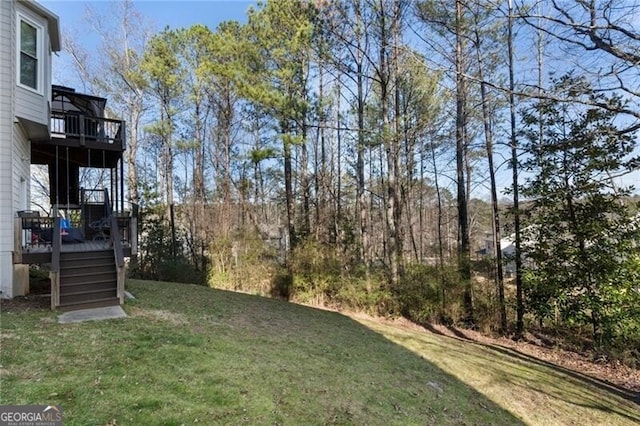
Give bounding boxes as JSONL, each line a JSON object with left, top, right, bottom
{"left": 18, "top": 16, "right": 41, "bottom": 92}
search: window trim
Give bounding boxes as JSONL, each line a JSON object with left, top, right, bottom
{"left": 16, "top": 12, "right": 44, "bottom": 95}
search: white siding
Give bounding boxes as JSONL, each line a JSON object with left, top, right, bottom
{"left": 12, "top": 125, "right": 30, "bottom": 296}
{"left": 0, "top": 1, "right": 57, "bottom": 298}
{"left": 13, "top": 124, "right": 30, "bottom": 210}
{"left": 15, "top": 86, "right": 48, "bottom": 126}
{"left": 0, "top": 0, "right": 16, "bottom": 297}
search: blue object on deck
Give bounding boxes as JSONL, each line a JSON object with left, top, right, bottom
{"left": 61, "top": 218, "right": 70, "bottom": 229}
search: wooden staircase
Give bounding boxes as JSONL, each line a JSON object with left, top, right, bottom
{"left": 58, "top": 250, "right": 119, "bottom": 311}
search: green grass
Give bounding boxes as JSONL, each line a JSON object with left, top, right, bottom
{"left": 1, "top": 280, "right": 638, "bottom": 425}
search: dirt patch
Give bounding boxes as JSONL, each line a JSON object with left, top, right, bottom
{"left": 0, "top": 295, "right": 50, "bottom": 313}
{"left": 351, "top": 312, "right": 640, "bottom": 395}
{"left": 0, "top": 269, "right": 51, "bottom": 313}
{"left": 128, "top": 306, "right": 189, "bottom": 326}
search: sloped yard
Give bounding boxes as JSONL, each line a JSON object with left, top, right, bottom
{"left": 1, "top": 280, "right": 637, "bottom": 425}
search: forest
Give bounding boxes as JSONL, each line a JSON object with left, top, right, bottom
{"left": 53, "top": 0, "right": 640, "bottom": 361}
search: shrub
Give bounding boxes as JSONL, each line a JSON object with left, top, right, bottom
{"left": 271, "top": 271, "right": 293, "bottom": 300}
{"left": 394, "top": 264, "right": 442, "bottom": 324}
{"left": 207, "top": 230, "right": 280, "bottom": 297}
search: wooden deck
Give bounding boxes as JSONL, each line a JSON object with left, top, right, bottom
{"left": 19, "top": 241, "right": 131, "bottom": 264}
{"left": 24, "top": 241, "right": 112, "bottom": 253}
{"left": 15, "top": 213, "right": 136, "bottom": 266}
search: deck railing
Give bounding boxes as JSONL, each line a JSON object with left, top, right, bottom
{"left": 16, "top": 187, "right": 136, "bottom": 259}
{"left": 110, "top": 215, "right": 126, "bottom": 304}
{"left": 16, "top": 214, "right": 55, "bottom": 251}
{"left": 16, "top": 213, "right": 135, "bottom": 254}
{"left": 50, "top": 111, "right": 125, "bottom": 149}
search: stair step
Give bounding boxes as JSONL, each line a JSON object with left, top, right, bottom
{"left": 60, "top": 272, "right": 117, "bottom": 286}
{"left": 61, "top": 263, "right": 115, "bottom": 274}
{"left": 61, "top": 250, "right": 113, "bottom": 256}
{"left": 60, "top": 260, "right": 114, "bottom": 269}
{"left": 60, "top": 280, "right": 116, "bottom": 294}
{"left": 60, "top": 289, "right": 117, "bottom": 305}
{"left": 57, "top": 297, "right": 120, "bottom": 312}
{"left": 60, "top": 287, "right": 116, "bottom": 298}
{"left": 61, "top": 256, "right": 114, "bottom": 265}
{"left": 61, "top": 269, "right": 116, "bottom": 278}
{"left": 61, "top": 249, "right": 113, "bottom": 255}
{"left": 61, "top": 277, "right": 116, "bottom": 287}
{"left": 60, "top": 253, "right": 114, "bottom": 264}
{"left": 53, "top": 248, "right": 121, "bottom": 310}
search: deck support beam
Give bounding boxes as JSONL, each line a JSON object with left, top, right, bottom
{"left": 50, "top": 271, "right": 60, "bottom": 309}
{"left": 116, "top": 266, "right": 125, "bottom": 304}
{"left": 13, "top": 218, "right": 22, "bottom": 264}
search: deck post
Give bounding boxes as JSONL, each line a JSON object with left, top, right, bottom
{"left": 130, "top": 217, "right": 138, "bottom": 255}
{"left": 13, "top": 218, "right": 22, "bottom": 264}
{"left": 50, "top": 272, "right": 60, "bottom": 309}
{"left": 116, "top": 266, "right": 125, "bottom": 304}
{"left": 110, "top": 215, "right": 126, "bottom": 305}
{"left": 79, "top": 114, "right": 85, "bottom": 146}
{"left": 50, "top": 217, "right": 61, "bottom": 309}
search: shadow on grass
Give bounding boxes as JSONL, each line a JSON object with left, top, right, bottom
{"left": 421, "top": 323, "right": 639, "bottom": 406}
{"left": 375, "top": 321, "right": 640, "bottom": 425}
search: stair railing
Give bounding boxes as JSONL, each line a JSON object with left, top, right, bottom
{"left": 105, "top": 187, "right": 127, "bottom": 304}
{"left": 110, "top": 214, "right": 125, "bottom": 304}
{"left": 50, "top": 217, "right": 61, "bottom": 309}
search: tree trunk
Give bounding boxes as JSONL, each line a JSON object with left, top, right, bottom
{"left": 456, "top": 0, "right": 474, "bottom": 326}
{"left": 508, "top": 0, "right": 524, "bottom": 338}
{"left": 430, "top": 139, "right": 446, "bottom": 317}
{"left": 283, "top": 125, "right": 297, "bottom": 254}
{"left": 474, "top": 26, "right": 507, "bottom": 334}
{"left": 355, "top": 0, "right": 369, "bottom": 269}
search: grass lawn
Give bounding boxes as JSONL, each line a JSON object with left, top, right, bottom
{"left": 1, "top": 280, "right": 638, "bottom": 425}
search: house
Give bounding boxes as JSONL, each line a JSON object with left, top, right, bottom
{"left": 1, "top": 0, "right": 136, "bottom": 310}
{"left": 477, "top": 232, "right": 517, "bottom": 276}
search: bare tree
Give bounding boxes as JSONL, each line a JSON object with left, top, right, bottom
{"left": 518, "top": 0, "right": 640, "bottom": 135}
{"left": 65, "top": 0, "right": 151, "bottom": 207}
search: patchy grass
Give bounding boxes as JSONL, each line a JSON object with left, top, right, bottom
{"left": 0, "top": 280, "right": 637, "bottom": 425}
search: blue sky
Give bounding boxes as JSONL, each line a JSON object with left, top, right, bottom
{"left": 42, "top": 0, "right": 254, "bottom": 31}
{"left": 41, "top": 0, "right": 255, "bottom": 89}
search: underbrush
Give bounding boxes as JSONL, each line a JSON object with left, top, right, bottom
{"left": 207, "top": 239, "right": 495, "bottom": 325}
{"left": 288, "top": 241, "right": 393, "bottom": 315}
{"left": 205, "top": 238, "right": 640, "bottom": 367}
{"left": 207, "top": 232, "right": 279, "bottom": 296}
{"left": 521, "top": 319, "right": 640, "bottom": 369}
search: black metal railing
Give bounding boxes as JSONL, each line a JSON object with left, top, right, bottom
{"left": 17, "top": 212, "right": 133, "bottom": 252}
{"left": 81, "top": 188, "right": 110, "bottom": 209}
{"left": 110, "top": 215, "right": 125, "bottom": 268}
{"left": 17, "top": 212, "right": 54, "bottom": 250}
{"left": 50, "top": 111, "right": 125, "bottom": 149}
{"left": 115, "top": 215, "right": 133, "bottom": 247}
{"left": 16, "top": 189, "right": 137, "bottom": 255}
